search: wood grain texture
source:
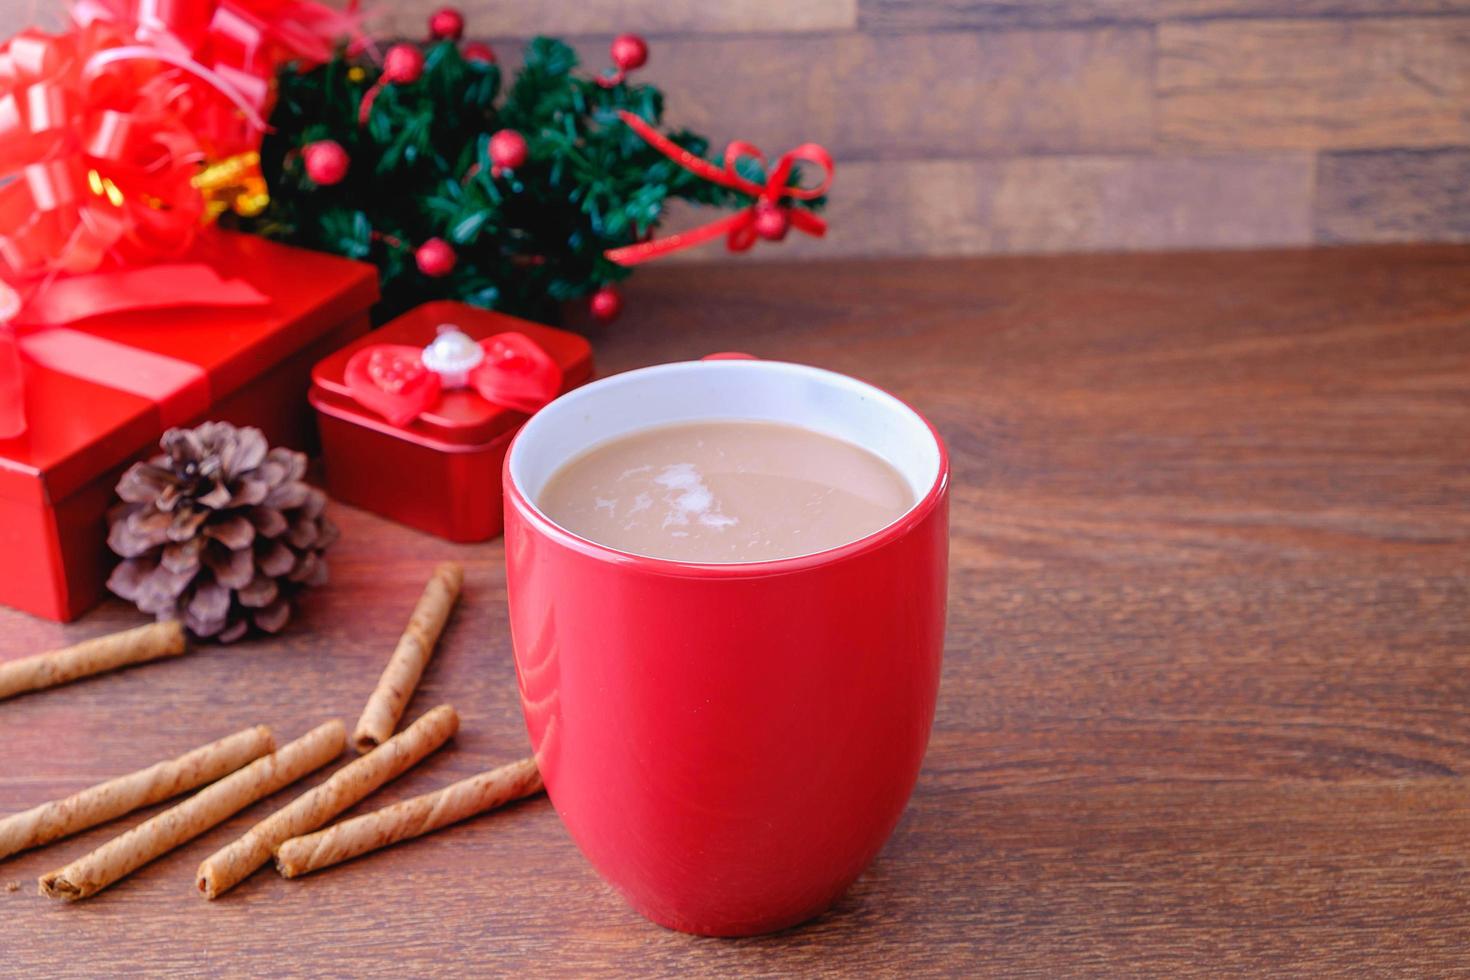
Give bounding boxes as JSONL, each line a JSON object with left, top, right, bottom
{"left": 376, "top": 0, "right": 856, "bottom": 36}
{"left": 3, "top": 1, "right": 1466, "bottom": 254}
{"left": 3, "top": 248, "right": 1470, "bottom": 974}
{"left": 862, "top": 0, "right": 1470, "bottom": 29}
{"left": 1316, "top": 148, "right": 1470, "bottom": 242}
{"left": 699, "top": 153, "right": 1314, "bottom": 259}
{"left": 489, "top": 29, "right": 1153, "bottom": 160}
{"left": 1159, "top": 17, "right": 1470, "bottom": 150}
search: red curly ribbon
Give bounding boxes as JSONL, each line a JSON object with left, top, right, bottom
{"left": 73, "top": 0, "right": 363, "bottom": 148}
{"left": 0, "top": 2, "right": 358, "bottom": 286}
{"left": 0, "top": 25, "right": 202, "bottom": 280}
{"left": 0, "top": 1, "right": 356, "bottom": 435}
{"left": 603, "top": 110, "right": 833, "bottom": 266}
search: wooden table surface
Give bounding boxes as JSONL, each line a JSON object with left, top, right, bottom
{"left": 3, "top": 247, "right": 1468, "bottom": 977}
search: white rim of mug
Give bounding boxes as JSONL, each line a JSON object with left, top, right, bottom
{"left": 504, "top": 358, "right": 950, "bottom": 576}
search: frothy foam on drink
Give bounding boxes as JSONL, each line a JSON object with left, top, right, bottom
{"left": 651, "top": 463, "right": 739, "bottom": 530}
{"left": 537, "top": 420, "right": 912, "bottom": 563}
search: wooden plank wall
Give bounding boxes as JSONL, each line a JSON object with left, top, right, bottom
{"left": 411, "top": 1, "right": 1470, "bottom": 258}
{"left": 4, "top": 1, "right": 1466, "bottom": 258}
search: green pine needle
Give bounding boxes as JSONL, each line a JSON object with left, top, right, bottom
{"left": 244, "top": 38, "right": 823, "bottom": 325}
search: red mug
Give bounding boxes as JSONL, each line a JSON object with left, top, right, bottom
{"left": 502, "top": 356, "right": 949, "bottom": 936}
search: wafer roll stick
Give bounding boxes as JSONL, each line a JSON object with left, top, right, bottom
{"left": 39, "top": 720, "right": 344, "bottom": 901}
{"left": 0, "top": 621, "right": 186, "bottom": 701}
{"left": 275, "top": 756, "right": 542, "bottom": 878}
{"left": 353, "top": 563, "right": 463, "bottom": 753}
{"left": 197, "top": 704, "right": 459, "bottom": 898}
{"left": 0, "top": 726, "right": 273, "bottom": 862}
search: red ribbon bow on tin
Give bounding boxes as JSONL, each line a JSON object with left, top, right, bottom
{"left": 344, "top": 328, "right": 564, "bottom": 428}
{"left": 603, "top": 110, "right": 833, "bottom": 266}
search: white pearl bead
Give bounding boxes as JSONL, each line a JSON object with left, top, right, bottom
{"left": 421, "top": 326, "right": 484, "bottom": 388}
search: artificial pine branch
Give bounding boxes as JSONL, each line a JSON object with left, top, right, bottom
{"left": 245, "top": 34, "right": 816, "bottom": 325}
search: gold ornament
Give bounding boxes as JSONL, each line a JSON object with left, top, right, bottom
{"left": 192, "top": 152, "right": 271, "bottom": 221}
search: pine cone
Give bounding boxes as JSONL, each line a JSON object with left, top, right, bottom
{"left": 106, "top": 422, "right": 338, "bottom": 642}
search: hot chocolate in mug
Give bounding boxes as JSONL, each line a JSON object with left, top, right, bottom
{"left": 502, "top": 355, "right": 949, "bottom": 936}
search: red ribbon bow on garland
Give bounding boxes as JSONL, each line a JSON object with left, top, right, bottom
{"left": 344, "top": 330, "right": 564, "bottom": 428}
{"left": 604, "top": 110, "right": 834, "bottom": 266}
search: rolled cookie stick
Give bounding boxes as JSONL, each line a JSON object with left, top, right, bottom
{"left": 197, "top": 703, "right": 459, "bottom": 898}
{"left": 39, "top": 720, "right": 344, "bottom": 901}
{"left": 0, "top": 621, "right": 185, "bottom": 701}
{"left": 353, "top": 563, "right": 463, "bottom": 753}
{"left": 276, "top": 757, "right": 542, "bottom": 878}
{"left": 0, "top": 725, "right": 273, "bottom": 861}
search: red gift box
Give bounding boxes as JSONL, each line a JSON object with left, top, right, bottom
{"left": 310, "top": 301, "right": 593, "bottom": 543}
{"left": 0, "top": 233, "right": 378, "bottom": 621}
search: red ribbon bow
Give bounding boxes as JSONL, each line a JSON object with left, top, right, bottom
{"left": 0, "top": 23, "right": 207, "bottom": 280}
{"left": 0, "top": 3, "right": 357, "bottom": 438}
{"left": 0, "top": 1, "right": 356, "bottom": 285}
{"left": 73, "top": 0, "right": 362, "bottom": 135}
{"left": 604, "top": 110, "right": 833, "bottom": 266}
{"left": 344, "top": 332, "right": 564, "bottom": 428}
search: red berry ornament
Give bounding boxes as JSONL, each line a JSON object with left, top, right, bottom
{"left": 753, "top": 202, "right": 790, "bottom": 242}
{"left": 428, "top": 7, "right": 464, "bottom": 40}
{"left": 489, "top": 129, "right": 528, "bottom": 172}
{"left": 590, "top": 286, "right": 622, "bottom": 323}
{"left": 463, "top": 41, "right": 495, "bottom": 63}
{"left": 302, "top": 140, "right": 349, "bottom": 186}
{"left": 610, "top": 34, "right": 648, "bottom": 72}
{"left": 415, "top": 238, "right": 457, "bottom": 277}
{"left": 383, "top": 44, "right": 425, "bottom": 84}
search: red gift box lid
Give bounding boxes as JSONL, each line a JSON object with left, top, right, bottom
{"left": 310, "top": 301, "right": 594, "bottom": 449}
{"left": 0, "top": 233, "right": 378, "bottom": 505}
